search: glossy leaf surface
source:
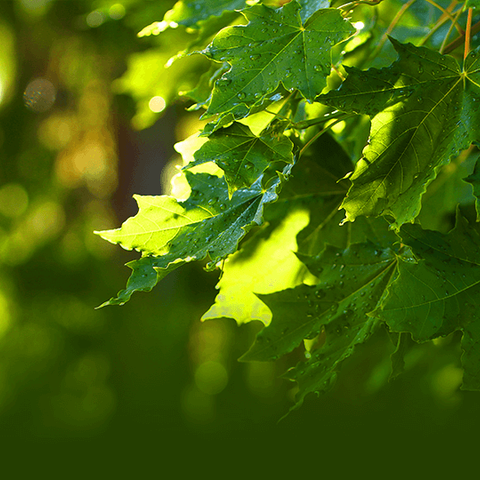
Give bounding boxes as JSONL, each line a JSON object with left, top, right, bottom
{"left": 378, "top": 214, "right": 480, "bottom": 389}
{"left": 96, "top": 168, "right": 288, "bottom": 306}
{"left": 204, "top": 1, "right": 354, "bottom": 119}
{"left": 188, "top": 122, "right": 294, "bottom": 196}
{"left": 161, "top": 0, "right": 247, "bottom": 29}
{"left": 241, "top": 242, "right": 396, "bottom": 407}
{"left": 320, "top": 40, "right": 480, "bottom": 227}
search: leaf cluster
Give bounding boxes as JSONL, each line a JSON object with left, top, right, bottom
{"left": 98, "top": 0, "right": 480, "bottom": 410}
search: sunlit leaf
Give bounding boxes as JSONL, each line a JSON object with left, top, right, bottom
{"left": 203, "top": 1, "right": 354, "bottom": 120}
{"left": 186, "top": 122, "right": 293, "bottom": 196}
{"left": 241, "top": 241, "right": 396, "bottom": 408}
{"left": 320, "top": 39, "right": 480, "bottom": 227}
{"left": 202, "top": 208, "right": 312, "bottom": 326}
{"left": 159, "top": 0, "right": 247, "bottom": 30}
{"left": 378, "top": 213, "right": 480, "bottom": 389}
{"left": 96, "top": 168, "right": 290, "bottom": 306}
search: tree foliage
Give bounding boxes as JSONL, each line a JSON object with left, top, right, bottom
{"left": 98, "top": 0, "right": 480, "bottom": 410}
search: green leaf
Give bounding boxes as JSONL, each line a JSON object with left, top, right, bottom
{"left": 465, "top": 156, "right": 480, "bottom": 221}
{"left": 241, "top": 241, "right": 396, "bottom": 407}
{"left": 203, "top": 1, "right": 354, "bottom": 120}
{"left": 297, "top": 0, "right": 330, "bottom": 22}
{"left": 201, "top": 133, "right": 354, "bottom": 326}
{"left": 378, "top": 213, "right": 480, "bottom": 389}
{"left": 281, "top": 132, "right": 397, "bottom": 255}
{"left": 389, "top": 332, "right": 414, "bottom": 380}
{"left": 461, "top": 320, "right": 480, "bottom": 390}
{"left": 187, "top": 122, "right": 294, "bottom": 196}
{"left": 418, "top": 152, "right": 478, "bottom": 231}
{"left": 465, "top": 1, "right": 480, "bottom": 9}
{"left": 202, "top": 207, "right": 313, "bottom": 326}
{"left": 96, "top": 258, "right": 182, "bottom": 308}
{"left": 157, "top": 0, "right": 247, "bottom": 30}
{"left": 97, "top": 168, "right": 288, "bottom": 306}
{"left": 320, "top": 39, "right": 480, "bottom": 227}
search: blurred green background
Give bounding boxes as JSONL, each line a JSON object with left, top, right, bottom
{"left": 0, "top": 0, "right": 478, "bottom": 470}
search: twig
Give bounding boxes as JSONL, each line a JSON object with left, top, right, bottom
{"left": 444, "top": 18, "right": 480, "bottom": 54}
{"left": 420, "top": 1, "right": 462, "bottom": 46}
{"left": 298, "top": 116, "right": 351, "bottom": 158}
{"left": 371, "top": 0, "right": 418, "bottom": 58}
{"left": 465, "top": 8, "right": 473, "bottom": 60}
{"left": 424, "top": 0, "right": 464, "bottom": 34}
{"left": 440, "top": 7, "right": 463, "bottom": 54}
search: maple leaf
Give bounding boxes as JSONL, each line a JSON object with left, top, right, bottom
{"left": 377, "top": 212, "right": 480, "bottom": 390}
{"left": 201, "top": 208, "right": 313, "bottom": 326}
{"left": 320, "top": 39, "right": 480, "bottom": 227}
{"left": 465, "top": 156, "right": 480, "bottom": 221}
{"left": 138, "top": 0, "right": 247, "bottom": 36}
{"left": 96, "top": 168, "right": 289, "bottom": 306}
{"left": 203, "top": 1, "right": 354, "bottom": 120}
{"left": 240, "top": 241, "right": 397, "bottom": 408}
{"left": 161, "top": 0, "right": 247, "bottom": 29}
{"left": 186, "top": 122, "right": 294, "bottom": 196}
{"left": 202, "top": 133, "right": 397, "bottom": 327}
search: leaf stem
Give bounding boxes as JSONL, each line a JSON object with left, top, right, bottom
{"left": 439, "top": 7, "right": 463, "bottom": 54}
{"left": 424, "top": 0, "right": 464, "bottom": 35}
{"left": 465, "top": 8, "right": 473, "bottom": 60}
{"left": 371, "top": 0, "right": 418, "bottom": 59}
{"left": 298, "top": 116, "right": 351, "bottom": 158}
{"left": 419, "top": 1, "right": 462, "bottom": 46}
{"left": 444, "top": 18, "right": 480, "bottom": 54}
{"left": 338, "top": 0, "right": 384, "bottom": 11}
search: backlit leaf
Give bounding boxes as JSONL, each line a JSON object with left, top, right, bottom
{"left": 201, "top": 207, "right": 312, "bottom": 326}
{"left": 96, "top": 168, "right": 289, "bottom": 306}
{"left": 378, "top": 213, "right": 480, "bottom": 389}
{"left": 203, "top": 1, "right": 354, "bottom": 120}
{"left": 187, "top": 122, "right": 294, "bottom": 196}
{"left": 241, "top": 241, "right": 396, "bottom": 407}
{"left": 320, "top": 39, "right": 480, "bottom": 227}
{"left": 159, "top": 0, "right": 247, "bottom": 30}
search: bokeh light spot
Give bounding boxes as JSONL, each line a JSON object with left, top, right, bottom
{"left": 19, "top": 0, "right": 53, "bottom": 16}
{"left": 0, "top": 183, "right": 29, "bottom": 218}
{"left": 148, "top": 95, "right": 166, "bottom": 113}
{"left": 0, "top": 291, "right": 11, "bottom": 339}
{"left": 194, "top": 361, "right": 228, "bottom": 395}
{"left": 23, "top": 78, "right": 56, "bottom": 113}
{"left": 109, "top": 4, "right": 125, "bottom": 20}
{"left": 86, "top": 11, "right": 105, "bottom": 28}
